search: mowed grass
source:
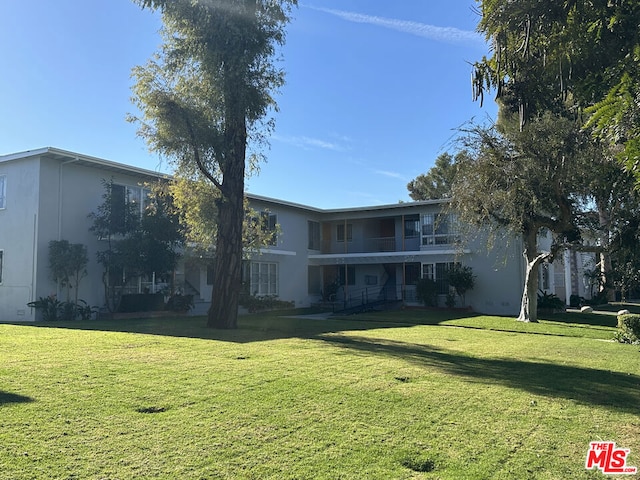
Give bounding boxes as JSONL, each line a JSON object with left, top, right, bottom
{"left": 1, "top": 309, "right": 639, "bottom": 479}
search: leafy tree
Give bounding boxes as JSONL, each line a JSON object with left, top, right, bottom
{"left": 472, "top": 0, "right": 570, "bottom": 126}
{"left": 453, "top": 113, "right": 590, "bottom": 322}
{"left": 416, "top": 278, "right": 438, "bottom": 307}
{"left": 575, "top": 151, "right": 639, "bottom": 301}
{"left": 469, "top": 0, "right": 640, "bottom": 315}
{"left": 88, "top": 180, "right": 140, "bottom": 312}
{"left": 89, "top": 180, "right": 184, "bottom": 312}
{"left": 169, "top": 171, "right": 277, "bottom": 258}
{"left": 473, "top": 0, "right": 640, "bottom": 181}
{"left": 48, "top": 240, "right": 88, "bottom": 304}
{"left": 407, "top": 152, "right": 465, "bottom": 201}
{"left": 586, "top": 70, "right": 640, "bottom": 182}
{"left": 130, "top": 0, "right": 296, "bottom": 329}
{"left": 118, "top": 182, "right": 184, "bottom": 282}
{"left": 448, "top": 264, "right": 475, "bottom": 307}
{"left": 608, "top": 200, "right": 640, "bottom": 301}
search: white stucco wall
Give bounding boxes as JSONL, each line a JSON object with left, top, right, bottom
{"left": 462, "top": 233, "right": 525, "bottom": 316}
{"left": 0, "top": 157, "right": 40, "bottom": 321}
{"left": 0, "top": 150, "right": 532, "bottom": 321}
{"left": 0, "top": 152, "right": 164, "bottom": 321}
{"left": 250, "top": 198, "right": 319, "bottom": 307}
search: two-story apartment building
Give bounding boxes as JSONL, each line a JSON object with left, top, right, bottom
{"left": 0, "top": 147, "right": 593, "bottom": 321}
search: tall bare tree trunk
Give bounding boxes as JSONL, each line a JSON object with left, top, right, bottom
{"left": 517, "top": 228, "right": 549, "bottom": 323}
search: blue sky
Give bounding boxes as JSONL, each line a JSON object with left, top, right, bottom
{"left": 0, "top": 1, "right": 496, "bottom": 209}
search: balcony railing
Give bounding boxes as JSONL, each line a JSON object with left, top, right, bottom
{"left": 322, "top": 236, "right": 398, "bottom": 254}
{"left": 366, "top": 236, "right": 396, "bottom": 252}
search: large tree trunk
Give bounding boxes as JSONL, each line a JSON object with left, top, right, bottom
{"left": 207, "top": 82, "right": 247, "bottom": 329}
{"left": 208, "top": 190, "right": 244, "bottom": 329}
{"left": 517, "top": 229, "right": 549, "bottom": 323}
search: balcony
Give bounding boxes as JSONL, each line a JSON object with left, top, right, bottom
{"left": 320, "top": 235, "right": 431, "bottom": 254}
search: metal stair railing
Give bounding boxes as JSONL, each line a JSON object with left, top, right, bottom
{"left": 332, "top": 285, "right": 399, "bottom": 314}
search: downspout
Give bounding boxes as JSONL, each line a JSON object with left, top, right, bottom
{"left": 31, "top": 214, "right": 38, "bottom": 306}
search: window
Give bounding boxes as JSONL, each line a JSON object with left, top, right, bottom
{"left": 404, "top": 215, "right": 420, "bottom": 238}
{"left": 308, "top": 221, "right": 321, "bottom": 250}
{"left": 338, "top": 265, "right": 356, "bottom": 286}
{"left": 126, "top": 185, "right": 151, "bottom": 216}
{"left": 250, "top": 262, "right": 278, "bottom": 296}
{"left": 261, "top": 212, "right": 277, "bottom": 246}
{"left": 109, "top": 183, "right": 150, "bottom": 232}
{"left": 337, "top": 223, "right": 353, "bottom": 242}
{"left": 0, "top": 250, "right": 3, "bottom": 283}
{"left": 421, "top": 213, "right": 458, "bottom": 245}
{"left": 0, "top": 175, "right": 6, "bottom": 209}
{"left": 422, "top": 263, "right": 435, "bottom": 280}
{"left": 422, "top": 262, "right": 457, "bottom": 294}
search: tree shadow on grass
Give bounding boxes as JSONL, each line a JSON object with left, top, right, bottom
{"left": 9, "top": 307, "right": 618, "bottom": 344}
{"left": 318, "top": 334, "right": 640, "bottom": 415}
{"left": 0, "top": 391, "right": 34, "bottom": 406}
{"left": 14, "top": 314, "right": 428, "bottom": 344}
{"left": 541, "top": 311, "right": 618, "bottom": 328}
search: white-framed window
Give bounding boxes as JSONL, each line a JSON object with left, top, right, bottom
{"left": 0, "top": 250, "right": 4, "bottom": 284}
{"left": 422, "top": 263, "right": 435, "bottom": 280}
{"left": 422, "top": 262, "right": 457, "bottom": 294}
{"left": 421, "top": 213, "right": 458, "bottom": 246}
{"left": 250, "top": 262, "right": 278, "bottom": 296}
{"left": 337, "top": 223, "right": 353, "bottom": 242}
{"left": 0, "top": 175, "right": 6, "bottom": 209}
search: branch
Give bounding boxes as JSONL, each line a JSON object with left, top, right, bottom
{"left": 182, "top": 115, "right": 225, "bottom": 194}
{"left": 546, "top": 240, "right": 603, "bottom": 264}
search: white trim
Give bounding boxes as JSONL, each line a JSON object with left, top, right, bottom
{"left": 259, "top": 248, "right": 297, "bottom": 256}
{"left": 309, "top": 249, "right": 467, "bottom": 260}
{"left": 250, "top": 261, "right": 279, "bottom": 296}
{"left": 0, "top": 147, "right": 165, "bottom": 180}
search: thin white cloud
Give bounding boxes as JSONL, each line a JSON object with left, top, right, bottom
{"left": 374, "top": 169, "right": 407, "bottom": 181}
{"left": 306, "top": 5, "right": 484, "bottom": 46}
{"left": 273, "top": 134, "right": 347, "bottom": 152}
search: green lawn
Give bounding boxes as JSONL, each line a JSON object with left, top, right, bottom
{"left": 1, "top": 310, "right": 639, "bottom": 479}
